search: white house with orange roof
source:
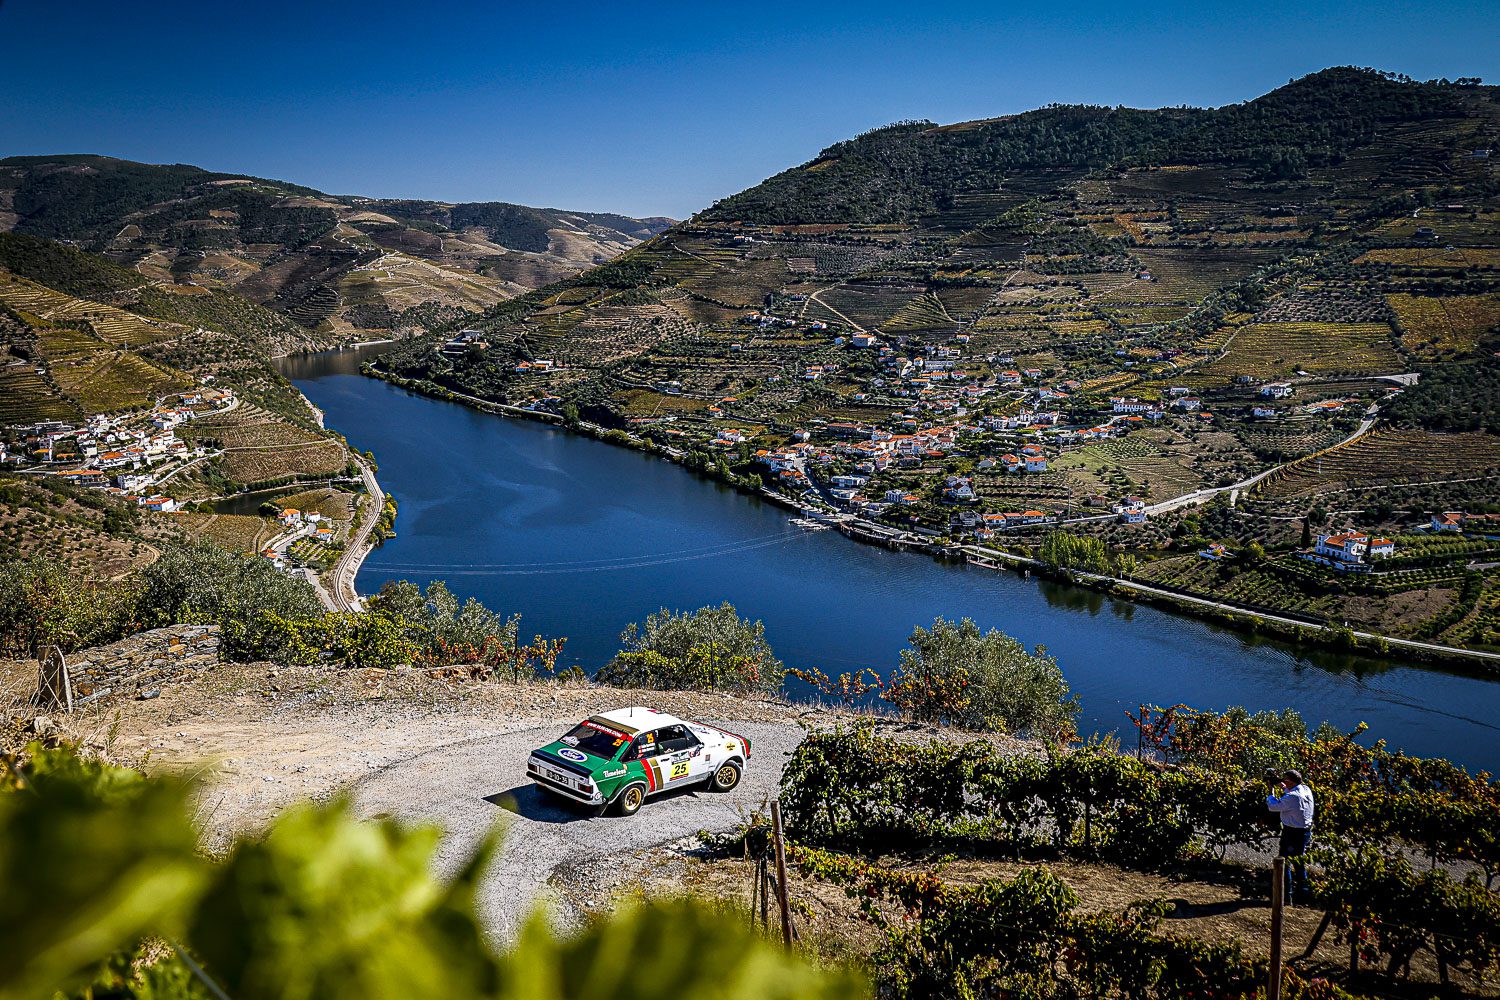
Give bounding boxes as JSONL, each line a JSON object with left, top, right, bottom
{"left": 1302, "top": 529, "right": 1396, "bottom": 572}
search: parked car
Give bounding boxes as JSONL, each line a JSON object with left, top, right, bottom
{"left": 527, "top": 707, "right": 751, "bottom": 816}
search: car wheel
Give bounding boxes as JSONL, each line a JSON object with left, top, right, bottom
{"left": 614, "top": 782, "right": 647, "bottom": 816}
{"left": 711, "top": 762, "right": 742, "bottom": 792}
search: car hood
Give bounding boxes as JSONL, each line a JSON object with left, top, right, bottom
{"left": 532, "top": 740, "right": 616, "bottom": 774}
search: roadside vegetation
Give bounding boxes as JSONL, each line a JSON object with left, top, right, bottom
{"left": 0, "top": 745, "right": 860, "bottom": 1000}
{"left": 749, "top": 707, "right": 1500, "bottom": 998}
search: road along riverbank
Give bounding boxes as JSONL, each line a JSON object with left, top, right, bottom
{"left": 280, "top": 348, "right": 1500, "bottom": 769}
{"left": 358, "top": 361, "right": 1495, "bottom": 674}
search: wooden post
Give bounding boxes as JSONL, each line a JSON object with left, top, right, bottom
{"left": 1269, "top": 858, "right": 1286, "bottom": 1000}
{"left": 770, "top": 799, "right": 793, "bottom": 950}
{"left": 760, "top": 857, "right": 770, "bottom": 930}
{"left": 748, "top": 854, "right": 760, "bottom": 928}
{"left": 37, "top": 645, "right": 73, "bottom": 713}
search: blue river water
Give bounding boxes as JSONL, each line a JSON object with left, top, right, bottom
{"left": 281, "top": 347, "right": 1500, "bottom": 770}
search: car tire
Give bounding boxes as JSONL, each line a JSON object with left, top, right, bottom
{"left": 614, "top": 782, "right": 647, "bottom": 816}
{"left": 710, "top": 761, "right": 742, "bottom": 792}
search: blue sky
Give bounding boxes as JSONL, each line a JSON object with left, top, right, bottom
{"left": 1, "top": 1, "right": 1495, "bottom": 219}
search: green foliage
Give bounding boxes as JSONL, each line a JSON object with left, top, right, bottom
{"left": 702, "top": 69, "right": 1463, "bottom": 225}
{"left": 792, "top": 845, "right": 1275, "bottom": 1000}
{"left": 598, "top": 601, "right": 783, "bottom": 694}
{"left": 0, "top": 745, "right": 206, "bottom": 1000}
{"left": 188, "top": 800, "right": 501, "bottom": 999}
{"left": 259, "top": 609, "right": 419, "bottom": 669}
{"left": 367, "top": 579, "right": 564, "bottom": 678}
{"left": 502, "top": 897, "right": 862, "bottom": 1000}
{"left": 0, "top": 555, "right": 131, "bottom": 657}
{"left": 779, "top": 726, "right": 1264, "bottom": 863}
{"left": 884, "top": 617, "right": 1079, "bottom": 738}
{"left": 1315, "top": 844, "right": 1500, "bottom": 980}
{"left": 133, "top": 543, "right": 325, "bottom": 661}
{"left": 1386, "top": 355, "right": 1500, "bottom": 434}
{"left": 1037, "top": 531, "right": 1113, "bottom": 574}
{"left": 2, "top": 745, "right": 866, "bottom": 1000}
{"left": 0, "top": 231, "right": 145, "bottom": 299}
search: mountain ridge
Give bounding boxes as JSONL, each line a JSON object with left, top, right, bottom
{"left": 0, "top": 154, "right": 675, "bottom": 343}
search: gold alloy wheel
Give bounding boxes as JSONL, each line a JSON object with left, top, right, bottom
{"left": 714, "top": 764, "right": 740, "bottom": 790}
{"left": 622, "top": 785, "right": 644, "bottom": 812}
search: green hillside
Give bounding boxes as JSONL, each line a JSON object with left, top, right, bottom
{"left": 703, "top": 69, "right": 1471, "bottom": 225}
{"left": 375, "top": 67, "right": 1500, "bottom": 655}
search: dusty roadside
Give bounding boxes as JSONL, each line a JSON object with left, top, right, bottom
{"left": 4, "top": 660, "right": 840, "bottom": 851}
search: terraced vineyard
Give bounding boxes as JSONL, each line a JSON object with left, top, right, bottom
{"left": 1256, "top": 428, "right": 1500, "bottom": 500}
{"left": 1387, "top": 293, "right": 1500, "bottom": 355}
{"left": 1196, "top": 322, "right": 1402, "bottom": 380}
{"left": 0, "top": 270, "right": 181, "bottom": 348}
{"left": 51, "top": 350, "right": 192, "bottom": 413}
{"left": 0, "top": 362, "right": 79, "bottom": 425}
{"left": 199, "top": 419, "right": 348, "bottom": 485}
{"left": 173, "top": 512, "right": 274, "bottom": 555}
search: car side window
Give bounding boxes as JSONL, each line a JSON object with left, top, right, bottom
{"left": 659, "top": 725, "right": 699, "bottom": 753}
{"left": 632, "top": 732, "right": 661, "bottom": 759}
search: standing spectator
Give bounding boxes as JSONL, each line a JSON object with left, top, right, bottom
{"left": 1266, "top": 769, "right": 1315, "bottom": 903}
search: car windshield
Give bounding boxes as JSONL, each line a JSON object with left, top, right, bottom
{"left": 559, "top": 721, "right": 630, "bottom": 759}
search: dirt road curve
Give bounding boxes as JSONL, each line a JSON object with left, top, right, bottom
{"left": 348, "top": 720, "right": 804, "bottom": 940}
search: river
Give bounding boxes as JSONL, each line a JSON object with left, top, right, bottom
{"left": 279, "top": 346, "right": 1500, "bottom": 770}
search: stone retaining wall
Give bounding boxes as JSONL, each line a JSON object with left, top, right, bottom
{"left": 65, "top": 624, "right": 222, "bottom": 704}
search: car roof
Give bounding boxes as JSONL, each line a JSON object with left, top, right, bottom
{"left": 591, "top": 706, "right": 686, "bottom": 735}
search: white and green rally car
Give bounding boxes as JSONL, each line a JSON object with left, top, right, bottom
{"left": 527, "top": 707, "right": 751, "bottom": 816}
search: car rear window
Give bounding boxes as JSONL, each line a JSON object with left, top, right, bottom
{"left": 561, "top": 722, "right": 629, "bottom": 759}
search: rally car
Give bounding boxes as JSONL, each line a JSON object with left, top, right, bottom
{"left": 527, "top": 707, "right": 751, "bottom": 816}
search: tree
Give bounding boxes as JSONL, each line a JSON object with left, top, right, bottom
{"left": 884, "top": 618, "right": 1079, "bottom": 740}
{"left": 1037, "top": 532, "right": 1111, "bottom": 574}
{"left": 132, "top": 543, "right": 324, "bottom": 661}
{"left": 599, "top": 602, "right": 783, "bottom": 694}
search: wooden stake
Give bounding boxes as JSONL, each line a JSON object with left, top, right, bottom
{"left": 760, "top": 856, "right": 770, "bottom": 930}
{"left": 1269, "top": 858, "right": 1285, "bottom": 1000}
{"left": 749, "top": 854, "right": 760, "bottom": 928}
{"left": 771, "top": 799, "right": 793, "bottom": 950}
{"left": 1300, "top": 910, "right": 1333, "bottom": 960}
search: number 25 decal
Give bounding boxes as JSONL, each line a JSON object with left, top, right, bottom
{"left": 670, "top": 760, "right": 690, "bottom": 779}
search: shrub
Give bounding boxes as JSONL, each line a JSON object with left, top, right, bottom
{"left": 1, "top": 744, "right": 864, "bottom": 1000}
{"left": 598, "top": 602, "right": 783, "bottom": 694}
{"left": 884, "top": 617, "right": 1079, "bottom": 739}
{"left": 0, "top": 556, "right": 130, "bottom": 657}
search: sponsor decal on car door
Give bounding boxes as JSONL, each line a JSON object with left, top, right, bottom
{"left": 670, "top": 725, "right": 711, "bottom": 781}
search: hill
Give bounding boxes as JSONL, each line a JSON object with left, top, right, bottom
{"left": 0, "top": 154, "right": 674, "bottom": 343}
{"left": 375, "top": 67, "right": 1500, "bottom": 655}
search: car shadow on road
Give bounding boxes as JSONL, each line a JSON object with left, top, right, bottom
{"left": 485, "top": 785, "right": 595, "bottom": 824}
{"left": 486, "top": 783, "right": 706, "bottom": 823}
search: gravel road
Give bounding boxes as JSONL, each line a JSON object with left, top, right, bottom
{"left": 348, "top": 719, "right": 806, "bottom": 940}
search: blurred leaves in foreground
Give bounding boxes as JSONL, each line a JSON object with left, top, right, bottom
{"left": 0, "top": 744, "right": 864, "bottom": 1000}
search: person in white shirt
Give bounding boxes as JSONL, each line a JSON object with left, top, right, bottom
{"left": 1266, "top": 769, "right": 1315, "bottom": 903}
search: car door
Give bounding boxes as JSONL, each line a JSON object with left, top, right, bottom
{"left": 655, "top": 725, "right": 703, "bottom": 785}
